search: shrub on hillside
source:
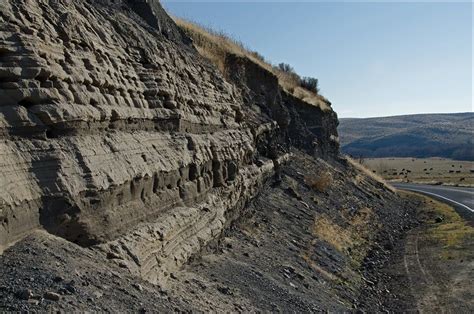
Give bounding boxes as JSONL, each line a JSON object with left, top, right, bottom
{"left": 305, "top": 172, "right": 332, "bottom": 192}
{"left": 275, "top": 63, "right": 302, "bottom": 90}
{"left": 277, "top": 64, "right": 320, "bottom": 95}
{"left": 277, "top": 63, "right": 295, "bottom": 73}
{"left": 300, "top": 77, "right": 319, "bottom": 94}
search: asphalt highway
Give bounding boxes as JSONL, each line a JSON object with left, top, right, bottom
{"left": 392, "top": 183, "right": 474, "bottom": 221}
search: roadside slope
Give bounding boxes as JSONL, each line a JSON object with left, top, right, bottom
{"left": 372, "top": 192, "right": 474, "bottom": 312}
{"left": 0, "top": 150, "right": 418, "bottom": 311}
{"left": 1, "top": 0, "right": 419, "bottom": 311}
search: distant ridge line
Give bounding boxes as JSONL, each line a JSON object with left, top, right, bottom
{"left": 338, "top": 112, "right": 474, "bottom": 161}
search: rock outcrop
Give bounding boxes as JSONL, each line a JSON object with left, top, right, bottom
{"left": 0, "top": 1, "right": 422, "bottom": 312}
{"left": 0, "top": 0, "right": 337, "bottom": 276}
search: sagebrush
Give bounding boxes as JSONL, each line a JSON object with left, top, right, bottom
{"left": 305, "top": 172, "right": 333, "bottom": 192}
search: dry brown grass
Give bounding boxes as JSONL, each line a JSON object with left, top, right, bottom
{"left": 304, "top": 171, "right": 333, "bottom": 192}
{"left": 174, "top": 18, "right": 330, "bottom": 111}
{"left": 347, "top": 156, "right": 395, "bottom": 192}
{"left": 312, "top": 207, "right": 376, "bottom": 264}
{"left": 312, "top": 216, "right": 353, "bottom": 253}
{"left": 175, "top": 18, "right": 258, "bottom": 74}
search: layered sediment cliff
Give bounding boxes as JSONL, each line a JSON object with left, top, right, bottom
{"left": 0, "top": 0, "right": 336, "bottom": 261}
{"left": 0, "top": 1, "right": 418, "bottom": 312}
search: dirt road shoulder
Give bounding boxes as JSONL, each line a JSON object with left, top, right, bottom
{"left": 383, "top": 191, "right": 474, "bottom": 312}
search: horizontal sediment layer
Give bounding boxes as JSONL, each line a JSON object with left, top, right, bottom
{"left": 0, "top": 122, "right": 277, "bottom": 247}
{"left": 0, "top": 0, "right": 339, "bottom": 283}
{"left": 96, "top": 155, "right": 288, "bottom": 284}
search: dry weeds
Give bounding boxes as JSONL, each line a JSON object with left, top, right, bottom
{"left": 174, "top": 18, "right": 330, "bottom": 111}
{"left": 311, "top": 207, "right": 376, "bottom": 264}
{"left": 304, "top": 171, "right": 333, "bottom": 192}
{"left": 347, "top": 156, "right": 395, "bottom": 192}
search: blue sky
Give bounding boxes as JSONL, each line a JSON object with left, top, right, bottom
{"left": 163, "top": 1, "right": 472, "bottom": 118}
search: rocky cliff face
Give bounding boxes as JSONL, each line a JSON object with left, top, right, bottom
{"left": 0, "top": 0, "right": 337, "bottom": 267}
{"left": 0, "top": 1, "right": 419, "bottom": 311}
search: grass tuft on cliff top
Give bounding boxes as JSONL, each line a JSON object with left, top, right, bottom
{"left": 175, "top": 17, "right": 330, "bottom": 111}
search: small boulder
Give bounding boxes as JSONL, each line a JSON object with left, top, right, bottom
{"left": 27, "top": 299, "right": 40, "bottom": 305}
{"left": 289, "top": 282, "right": 298, "bottom": 289}
{"left": 118, "top": 261, "right": 128, "bottom": 268}
{"left": 132, "top": 283, "right": 143, "bottom": 292}
{"left": 44, "top": 291, "right": 61, "bottom": 301}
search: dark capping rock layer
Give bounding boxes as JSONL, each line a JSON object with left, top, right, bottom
{"left": 125, "top": 0, "right": 193, "bottom": 45}
{"left": 223, "top": 53, "right": 339, "bottom": 157}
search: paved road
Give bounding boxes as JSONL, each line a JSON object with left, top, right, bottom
{"left": 393, "top": 183, "right": 474, "bottom": 221}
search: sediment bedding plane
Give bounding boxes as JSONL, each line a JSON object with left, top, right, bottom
{"left": 0, "top": 0, "right": 418, "bottom": 311}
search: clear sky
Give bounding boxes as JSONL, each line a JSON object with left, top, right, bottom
{"left": 163, "top": 1, "right": 473, "bottom": 118}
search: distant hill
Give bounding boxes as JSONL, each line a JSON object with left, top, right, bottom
{"left": 338, "top": 112, "right": 474, "bottom": 161}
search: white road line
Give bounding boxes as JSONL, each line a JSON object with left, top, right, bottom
{"left": 400, "top": 188, "right": 474, "bottom": 213}
{"left": 394, "top": 185, "right": 474, "bottom": 195}
{"left": 428, "top": 187, "right": 474, "bottom": 195}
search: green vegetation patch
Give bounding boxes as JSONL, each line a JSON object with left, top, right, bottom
{"left": 405, "top": 191, "right": 474, "bottom": 260}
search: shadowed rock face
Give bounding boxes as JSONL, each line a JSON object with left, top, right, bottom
{"left": 0, "top": 0, "right": 338, "bottom": 284}
{"left": 223, "top": 54, "right": 339, "bottom": 157}
{"left": 125, "top": 0, "right": 193, "bottom": 45}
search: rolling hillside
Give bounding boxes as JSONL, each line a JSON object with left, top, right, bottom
{"left": 338, "top": 112, "right": 474, "bottom": 160}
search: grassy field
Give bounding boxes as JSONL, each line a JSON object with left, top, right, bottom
{"left": 361, "top": 157, "right": 474, "bottom": 186}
